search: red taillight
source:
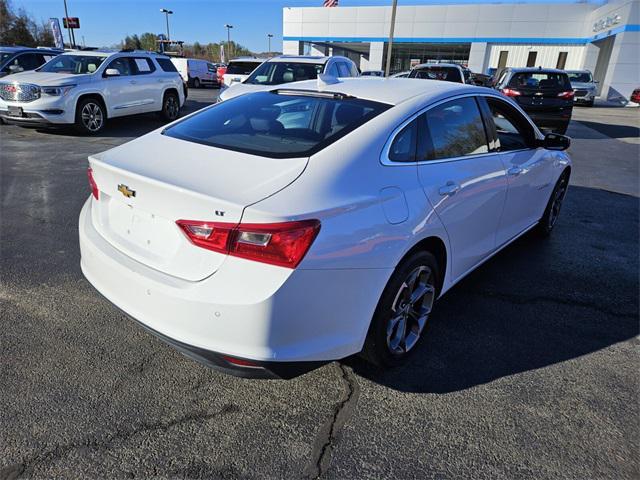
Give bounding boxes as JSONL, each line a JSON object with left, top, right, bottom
{"left": 558, "top": 90, "right": 575, "bottom": 100}
{"left": 87, "top": 167, "right": 99, "bottom": 200}
{"left": 176, "top": 219, "right": 321, "bottom": 269}
{"left": 501, "top": 88, "right": 521, "bottom": 97}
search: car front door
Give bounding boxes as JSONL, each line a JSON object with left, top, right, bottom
{"left": 102, "top": 56, "right": 140, "bottom": 116}
{"left": 416, "top": 96, "right": 508, "bottom": 281}
{"left": 479, "top": 96, "right": 555, "bottom": 245}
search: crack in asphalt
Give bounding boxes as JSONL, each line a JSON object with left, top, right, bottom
{"left": 303, "top": 363, "right": 360, "bottom": 480}
{"left": 8, "top": 404, "right": 239, "bottom": 478}
{"left": 467, "top": 291, "right": 637, "bottom": 319}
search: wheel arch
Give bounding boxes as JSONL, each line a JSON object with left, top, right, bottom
{"left": 76, "top": 93, "right": 108, "bottom": 119}
{"left": 398, "top": 235, "right": 448, "bottom": 296}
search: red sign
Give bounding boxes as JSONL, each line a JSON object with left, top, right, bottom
{"left": 63, "top": 17, "right": 80, "bottom": 29}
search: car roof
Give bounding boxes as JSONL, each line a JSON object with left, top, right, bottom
{"left": 0, "top": 46, "right": 61, "bottom": 53}
{"left": 506, "top": 67, "right": 568, "bottom": 74}
{"left": 566, "top": 69, "right": 591, "bottom": 73}
{"left": 414, "top": 63, "right": 462, "bottom": 69}
{"left": 266, "top": 55, "right": 348, "bottom": 65}
{"left": 269, "top": 77, "right": 481, "bottom": 106}
{"left": 229, "top": 57, "right": 268, "bottom": 63}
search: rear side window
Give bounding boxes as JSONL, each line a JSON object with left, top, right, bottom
{"left": 156, "top": 58, "right": 178, "bottom": 73}
{"left": 389, "top": 121, "right": 417, "bottom": 162}
{"left": 131, "top": 57, "right": 156, "bottom": 75}
{"left": 410, "top": 67, "right": 463, "bottom": 83}
{"left": 226, "top": 61, "right": 261, "bottom": 75}
{"left": 509, "top": 72, "right": 571, "bottom": 89}
{"left": 420, "top": 97, "right": 489, "bottom": 160}
{"left": 163, "top": 91, "right": 390, "bottom": 158}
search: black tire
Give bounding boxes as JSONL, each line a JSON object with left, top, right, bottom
{"left": 75, "top": 97, "right": 106, "bottom": 134}
{"left": 361, "top": 250, "right": 440, "bottom": 367}
{"left": 536, "top": 172, "right": 569, "bottom": 237}
{"left": 193, "top": 77, "right": 201, "bottom": 89}
{"left": 159, "top": 91, "right": 180, "bottom": 122}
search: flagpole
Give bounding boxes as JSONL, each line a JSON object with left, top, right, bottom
{"left": 384, "top": 0, "right": 398, "bottom": 77}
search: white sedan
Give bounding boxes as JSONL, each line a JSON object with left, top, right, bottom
{"left": 79, "top": 78, "right": 571, "bottom": 378}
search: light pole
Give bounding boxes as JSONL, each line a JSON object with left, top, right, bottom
{"left": 224, "top": 24, "right": 234, "bottom": 59}
{"left": 160, "top": 8, "right": 173, "bottom": 41}
{"left": 267, "top": 33, "right": 273, "bottom": 54}
{"left": 384, "top": 0, "right": 398, "bottom": 77}
{"left": 63, "top": 0, "right": 75, "bottom": 48}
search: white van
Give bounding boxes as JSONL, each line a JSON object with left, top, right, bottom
{"left": 170, "top": 58, "right": 219, "bottom": 88}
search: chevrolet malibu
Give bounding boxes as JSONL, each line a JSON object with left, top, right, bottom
{"left": 79, "top": 78, "right": 571, "bottom": 378}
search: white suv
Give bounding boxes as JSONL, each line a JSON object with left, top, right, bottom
{"left": 218, "top": 55, "right": 360, "bottom": 102}
{"left": 0, "top": 50, "right": 186, "bottom": 134}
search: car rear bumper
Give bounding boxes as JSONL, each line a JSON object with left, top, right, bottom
{"left": 79, "top": 198, "right": 391, "bottom": 377}
{"left": 527, "top": 110, "right": 572, "bottom": 128}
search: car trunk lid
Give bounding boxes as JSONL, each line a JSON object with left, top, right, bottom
{"left": 88, "top": 131, "right": 308, "bottom": 281}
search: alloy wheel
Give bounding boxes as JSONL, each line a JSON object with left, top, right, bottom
{"left": 386, "top": 265, "right": 435, "bottom": 355}
{"left": 165, "top": 96, "right": 179, "bottom": 119}
{"left": 81, "top": 103, "right": 104, "bottom": 132}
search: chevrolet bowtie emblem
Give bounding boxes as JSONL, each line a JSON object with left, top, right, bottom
{"left": 117, "top": 184, "right": 136, "bottom": 198}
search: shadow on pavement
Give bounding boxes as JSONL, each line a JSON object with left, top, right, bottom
{"left": 572, "top": 119, "right": 640, "bottom": 139}
{"left": 346, "top": 185, "right": 639, "bottom": 393}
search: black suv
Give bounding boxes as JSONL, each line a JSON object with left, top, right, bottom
{"left": 493, "top": 67, "right": 574, "bottom": 134}
{"left": 0, "top": 46, "right": 62, "bottom": 78}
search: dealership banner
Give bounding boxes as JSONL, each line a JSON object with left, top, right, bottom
{"left": 49, "top": 18, "right": 64, "bottom": 49}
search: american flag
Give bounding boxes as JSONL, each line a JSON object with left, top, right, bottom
{"left": 323, "top": 0, "right": 338, "bottom": 6}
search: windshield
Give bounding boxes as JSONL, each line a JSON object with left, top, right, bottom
{"left": 409, "top": 66, "right": 463, "bottom": 83}
{"left": 509, "top": 72, "right": 571, "bottom": 89}
{"left": 163, "top": 91, "right": 390, "bottom": 158}
{"left": 245, "top": 62, "right": 324, "bottom": 85}
{"left": 226, "top": 61, "right": 262, "bottom": 75}
{"left": 567, "top": 71, "right": 593, "bottom": 83}
{"left": 39, "top": 55, "right": 106, "bottom": 74}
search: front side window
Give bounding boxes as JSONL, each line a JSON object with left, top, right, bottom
{"left": 485, "top": 98, "right": 533, "bottom": 152}
{"left": 39, "top": 55, "right": 106, "bottom": 74}
{"left": 245, "top": 62, "right": 323, "bottom": 85}
{"left": 163, "top": 91, "right": 390, "bottom": 158}
{"left": 15, "top": 53, "right": 41, "bottom": 70}
{"left": 420, "top": 97, "right": 489, "bottom": 160}
{"left": 567, "top": 71, "right": 593, "bottom": 83}
{"left": 106, "top": 57, "right": 132, "bottom": 76}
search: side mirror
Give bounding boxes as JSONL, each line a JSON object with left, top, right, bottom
{"left": 104, "top": 68, "right": 120, "bottom": 77}
{"left": 541, "top": 132, "right": 570, "bottom": 151}
{"left": 8, "top": 64, "right": 23, "bottom": 73}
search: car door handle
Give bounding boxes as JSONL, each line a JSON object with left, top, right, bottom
{"left": 508, "top": 166, "right": 524, "bottom": 176}
{"left": 439, "top": 181, "right": 460, "bottom": 196}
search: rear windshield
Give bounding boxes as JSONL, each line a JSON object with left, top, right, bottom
{"left": 156, "top": 58, "right": 178, "bottom": 73}
{"left": 509, "top": 72, "right": 571, "bottom": 89}
{"left": 163, "top": 91, "right": 390, "bottom": 158}
{"left": 226, "top": 61, "right": 262, "bottom": 75}
{"left": 567, "top": 71, "right": 593, "bottom": 83}
{"left": 245, "top": 62, "right": 323, "bottom": 85}
{"left": 409, "top": 66, "right": 463, "bottom": 83}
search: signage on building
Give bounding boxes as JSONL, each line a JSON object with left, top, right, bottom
{"left": 63, "top": 17, "right": 80, "bottom": 29}
{"left": 49, "top": 18, "right": 64, "bottom": 49}
{"left": 410, "top": 58, "right": 421, "bottom": 68}
{"left": 593, "top": 14, "right": 621, "bottom": 33}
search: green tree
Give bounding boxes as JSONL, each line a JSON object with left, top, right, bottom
{"left": 139, "top": 32, "right": 157, "bottom": 51}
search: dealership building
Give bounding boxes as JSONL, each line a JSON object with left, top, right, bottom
{"left": 282, "top": 0, "right": 639, "bottom": 102}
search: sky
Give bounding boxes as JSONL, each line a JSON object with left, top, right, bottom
{"left": 18, "top": 0, "right": 605, "bottom": 52}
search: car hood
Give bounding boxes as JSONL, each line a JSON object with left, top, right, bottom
{"left": 571, "top": 81, "right": 596, "bottom": 89}
{"left": 2, "top": 71, "right": 91, "bottom": 86}
{"left": 219, "top": 83, "right": 269, "bottom": 101}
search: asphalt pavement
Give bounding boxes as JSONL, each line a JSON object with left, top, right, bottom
{"left": 1, "top": 90, "right": 638, "bottom": 479}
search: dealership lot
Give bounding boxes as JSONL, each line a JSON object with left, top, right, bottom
{"left": 1, "top": 90, "right": 638, "bottom": 479}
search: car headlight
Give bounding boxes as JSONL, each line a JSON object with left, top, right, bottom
{"left": 41, "top": 85, "right": 76, "bottom": 97}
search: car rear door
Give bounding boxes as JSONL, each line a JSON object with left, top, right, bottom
{"left": 130, "top": 57, "right": 161, "bottom": 113}
{"left": 479, "top": 96, "right": 555, "bottom": 244}
{"left": 416, "top": 96, "right": 508, "bottom": 280}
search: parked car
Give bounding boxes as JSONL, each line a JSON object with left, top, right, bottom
{"left": 221, "top": 57, "right": 267, "bottom": 87}
{"left": 408, "top": 63, "right": 467, "bottom": 83}
{"left": 79, "top": 78, "right": 571, "bottom": 378}
{"left": 493, "top": 67, "right": 574, "bottom": 134}
{"left": 362, "top": 70, "right": 384, "bottom": 77}
{"left": 566, "top": 70, "right": 597, "bottom": 107}
{"left": 391, "top": 71, "right": 410, "bottom": 78}
{"left": 170, "top": 57, "right": 219, "bottom": 88}
{"left": 0, "top": 46, "right": 61, "bottom": 78}
{"left": 218, "top": 55, "right": 359, "bottom": 102}
{"left": 0, "top": 49, "right": 185, "bottom": 134}
{"left": 631, "top": 87, "right": 640, "bottom": 104}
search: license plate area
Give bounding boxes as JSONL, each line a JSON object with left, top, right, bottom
{"left": 7, "top": 106, "right": 23, "bottom": 117}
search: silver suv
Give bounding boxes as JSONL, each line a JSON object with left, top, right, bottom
{"left": 567, "top": 70, "right": 597, "bottom": 107}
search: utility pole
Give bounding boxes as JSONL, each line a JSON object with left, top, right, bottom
{"left": 225, "top": 24, "right": 234, "bottom": 59}
{"left": 63, "top": 0, "right": 75, "bottom": 48}
{"left": 267, "top": 33, "right": 273, "bottom": 54}
{"left": 384, "top": 0, "right": 398, "bottom": 77}
{"left": 160, "top": 8, "right": 173, "bottom": 41}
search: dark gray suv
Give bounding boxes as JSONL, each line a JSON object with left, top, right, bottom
{"left": 0, "top": 46, "right": 62, "bottom": 78}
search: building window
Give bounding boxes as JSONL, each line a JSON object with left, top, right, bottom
{"left": 498, "top": 51, "right": 508, "bottom": 69}
{"left": 526, "top": 51, "right": 537, "bottom": 67}
{"left": 556, "top": 51, "right": 568, "bottom": 70}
